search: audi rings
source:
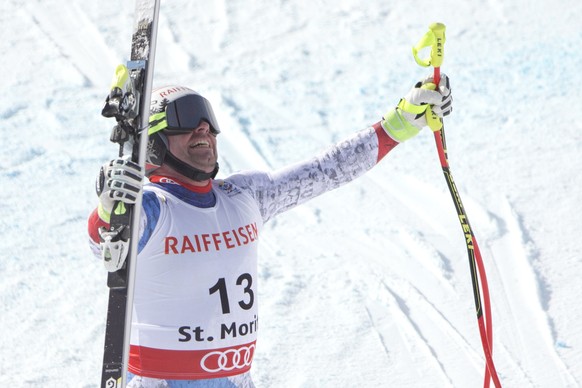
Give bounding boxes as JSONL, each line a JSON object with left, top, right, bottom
{"left": 200, "top": 344, "right": 255, "bottom": 373}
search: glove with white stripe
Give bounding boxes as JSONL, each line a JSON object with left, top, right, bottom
{"left": 95, "top": 156, "right": 144, "bottom": 223}
{"left": 95, "top": 157, "right": 144, "bottom": 272}
{"left": 381, "top": 73, "right": 452, "bottom": 142}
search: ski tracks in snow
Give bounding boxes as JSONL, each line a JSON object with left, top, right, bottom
{"left": 356, "top": 166, "right": 581, "bottom": 386}
{"left": 365, "top": 279, "right": 459, "bottom": 387}
{"left": 389, "top": 175, "right": 582, "bottom": 387}
{"left": 25, "top": 1, "right": 120, "bottom": 88}
{"left": 486, "top": 197, "right": 580, "bottom": 387}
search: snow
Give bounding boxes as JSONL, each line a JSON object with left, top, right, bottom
{"left": 1, "top": 0, "right": 581, "bottom": 386}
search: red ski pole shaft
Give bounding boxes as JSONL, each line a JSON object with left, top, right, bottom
{"left": 414, "top": 22, "right": 502, "bottom": 387}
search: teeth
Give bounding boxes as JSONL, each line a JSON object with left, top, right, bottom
{"left": 191, "top": 141, "right": 209, "bottom": 148}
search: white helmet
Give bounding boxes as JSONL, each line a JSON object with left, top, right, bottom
{"left": 146, "top": 85, "right": 220, "bottom": 180}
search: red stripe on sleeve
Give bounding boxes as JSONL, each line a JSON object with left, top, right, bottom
{"left": 373, "top": 121, "right": 399, "bottom": 163}
{"left": 88, "top": 208, "right": 109, "bottom": 244}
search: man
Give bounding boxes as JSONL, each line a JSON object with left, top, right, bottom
{"left": 88, "top": 75, "right": 452, "bottom": 387}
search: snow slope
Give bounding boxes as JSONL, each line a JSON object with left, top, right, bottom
{"left": 1, "top": 0, "right": 581, "bottom": 386}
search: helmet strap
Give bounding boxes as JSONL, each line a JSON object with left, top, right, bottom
{"left": 164, "top": 152, "right": 219, "bottom": 182}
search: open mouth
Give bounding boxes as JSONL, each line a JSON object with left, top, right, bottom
{"left": 190, "top": 141, "right": 210, "bottom": 148}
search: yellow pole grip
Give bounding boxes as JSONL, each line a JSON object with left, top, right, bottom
{"left": 412, "top": 22, "right": 446, "bottom": 68}
{"left": 428, "top": 22, "right": 446, "bottom": 68}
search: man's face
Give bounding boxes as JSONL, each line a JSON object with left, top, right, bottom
{"left": 166, "top": 121, "right": 218, "bottom": 173}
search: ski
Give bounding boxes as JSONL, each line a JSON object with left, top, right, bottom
{"left": 99, "top": 1, "right": 160, "bottom": 387}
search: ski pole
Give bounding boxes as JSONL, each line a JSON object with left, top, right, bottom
{"left": 411, "top": 23, "right": 502, "bottom": 388}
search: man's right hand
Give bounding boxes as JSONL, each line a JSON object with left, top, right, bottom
{"left": 94, "top": 157, "right": 144, "bottom": 272}
{"left": 95, "top": 156, "right": 144, "bottom": 223}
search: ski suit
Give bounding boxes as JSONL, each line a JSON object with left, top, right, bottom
{"left": 89, "top": 123, "right": 397, "bottom": 387}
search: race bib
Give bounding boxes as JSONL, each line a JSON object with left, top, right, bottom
{"left": 128, "top": 184, "right": 263, "bottom": 379}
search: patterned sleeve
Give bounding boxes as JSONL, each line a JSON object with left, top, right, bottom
{"left": 226, "top": 125, "right": 396, "bottom": 223}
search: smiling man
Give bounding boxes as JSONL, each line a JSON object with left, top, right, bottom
{"left": 147, "top": 86, "right": 221, "bottom": 183}
{"left": 88, "top": 78, "right": 452, "bottom": 388}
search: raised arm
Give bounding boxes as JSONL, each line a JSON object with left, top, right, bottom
{"left": 226, "top": 123, "right": 394, "bottom": 223}
{"left": 227, "top": 74, "right": 452, "bottom": 223}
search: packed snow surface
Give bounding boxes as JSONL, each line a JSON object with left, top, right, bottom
{"left": 1, "top": 0, "right": 581, "bottom": 387}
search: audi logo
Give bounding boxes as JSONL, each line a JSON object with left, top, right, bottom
{"left": 200, "top": 344, "right": 255, "bottom": 373}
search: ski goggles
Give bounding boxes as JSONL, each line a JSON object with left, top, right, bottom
{"left": 149, "top": 94, "right": 221, "bottom": 136}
